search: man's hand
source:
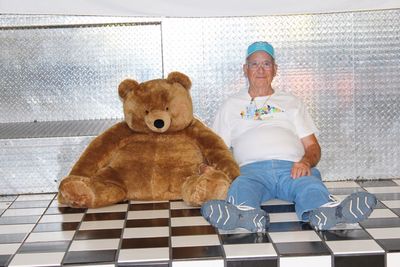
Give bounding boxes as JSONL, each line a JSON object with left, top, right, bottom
{"left": 291, "top": 161, "right": 311, "bottom": 179}
{"left": 291, "top": 134, "right": 321, "bottom": 179}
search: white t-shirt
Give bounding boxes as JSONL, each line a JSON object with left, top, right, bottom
{"left": 212, "top": 89, "right": 318, "bottom": 167}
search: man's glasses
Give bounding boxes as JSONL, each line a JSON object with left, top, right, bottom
{"left": 247, "top": 61, "right": 274, "bottom": 70}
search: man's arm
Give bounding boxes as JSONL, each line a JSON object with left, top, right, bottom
{"left": 291, "top": 134, "right": 321, "bottom": 179}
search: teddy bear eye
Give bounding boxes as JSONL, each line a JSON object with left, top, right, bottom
{"left": 145, "top": 110, "right": 149, "bottom": 114}
{"left": 166, "top": 107, "right": 169, "bottom": 111}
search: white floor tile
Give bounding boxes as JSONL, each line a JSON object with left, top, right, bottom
{"left": 15, "top": 194, "right": 56, "bottom": 201}
{"left": 25, "top": 231, "right": 75, "bottom": 242}
{"left": 0, "top": 244, "right": 21, "bottom": 255}
{"left": 364, "top": 186, "right": 400, "bottom": 194}
{"left": 326, "top": 239, "right": 384, "bottom": 254}
{"left": 269, "top": 212, "right": 299, "bottom": 223}
{"left": 324, "top": 181, "right": 361, "bottom": 189}
{"left": 269, "top": 231, "right": 321, "bottom": 243}
{"left": 172, "top": 259, "right": 224, "bottom": 267}
{"left": 119, "top": 247, "right": 169, "bottom": 262}
{"left": 123, "top": 226, "right": 169, "bottom": 238}
{"left": 366, "top": 227, "right": 400, "bottom": 239}
{"left": 79, "top": 220, "right": 124, "bottom": 230}
{"left": 262, "top": 199, "right": 293, "bottom": 205}
{"left": 382, "top": 200, "right": 400, "bottom": 208}
{"left": 39, "top": 213, "right": 84, "bottom": 223}
{"left": 171, "top": 234, "right": 220, "bottom": 247}
{"left": 2, "top": 208, "right": 46, "bottom": 217}
{"left": 86, "top": 204, "right": 128, "bottom": 213}
{"left": 127, "top": 210, "right": 169, "bottom": 219}
{"left": 0, "top": 224, "right": 35, "bottom": 234}
{"left": 69, "top": 238, "right": 120, "bottom": 251}
{"left": 369, "top": 208, "right": 398, "bottom": 218}
{"left": 0, "top": 202, "right": 11, "bottom": 209}
{"left": 224, "top": 243, "right": 277, "bottom": 258}
{"left": 8, "top": 252, "right": 65, "bottom": 267}
{"left": 171, "top": 216, "right": 209, "bottom": 227}
{"left": 280, "top": 255, "right": 331, "bottom": 267}
{"left": 387, "top": 252, "right": 400, "bottom": 267}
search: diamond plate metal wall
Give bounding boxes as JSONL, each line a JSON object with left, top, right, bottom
{"left": 0, "top": 9, "right": 399, "bottom": 195}
{"left": 0, "top": 21, "right": 162, "bottom": 123}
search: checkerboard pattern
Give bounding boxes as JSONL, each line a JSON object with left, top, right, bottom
{"left": 1, "top": 179, "right": 400, "bottom": 267}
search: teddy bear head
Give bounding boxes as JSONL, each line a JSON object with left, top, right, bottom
{"left": 118, "top": 71, "right": 194, "bottom": 133}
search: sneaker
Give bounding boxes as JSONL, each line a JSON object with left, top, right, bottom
{"left": 309, "top": 191, "right": 377, "bottom": 230}
{"left": 200, "top": 199, "right": 269, "bottom": 233}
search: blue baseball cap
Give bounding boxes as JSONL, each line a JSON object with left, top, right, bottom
{"left": 246, "top": 41, "right": 275, "bottom": 59}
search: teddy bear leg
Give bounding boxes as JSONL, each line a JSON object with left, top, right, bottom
{"left": 59, "top": 168, "right": 127, "bottom": 208}
{"left": 182, "top": 167, "right": 231, "bottom": 207}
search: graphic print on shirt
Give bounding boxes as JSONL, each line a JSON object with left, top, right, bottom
{"left": 240, "top": 101, "right": 284, "bottom": 120}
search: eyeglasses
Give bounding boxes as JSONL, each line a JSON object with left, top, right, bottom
{"left": 246, "top": 61, "right": 274, "bottom": 70}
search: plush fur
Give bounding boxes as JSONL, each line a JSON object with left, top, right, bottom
{"left": 58, "top": 71, "right": 240, "bottom": 208}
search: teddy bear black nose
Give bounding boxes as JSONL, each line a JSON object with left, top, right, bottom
{"left": 154, "top": 119, "right": 165, "bottom": 129}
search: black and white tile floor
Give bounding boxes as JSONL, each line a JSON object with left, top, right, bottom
{"left": 1, "top": 179, "right": 400, "bottom": 267}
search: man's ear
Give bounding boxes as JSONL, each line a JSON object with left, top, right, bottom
{"left": 243, "top": 64, "right": 248, "bottom": 78}
{"left": 167, "top": 71, "right": 192, "bottom": 90}
{"left": 118, "top": 79, "right": 139, "bottom": 100}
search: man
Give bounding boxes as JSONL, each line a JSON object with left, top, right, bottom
{"left": 201, "top": 41, "right": 376, "bottom": 232}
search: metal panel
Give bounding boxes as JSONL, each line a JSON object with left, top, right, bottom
{"left": 0, "top": 21, "right": 162, "bottom": 123}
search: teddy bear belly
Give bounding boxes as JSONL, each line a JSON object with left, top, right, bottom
{"left": 111, "top": 135, "right": 204, "bottom": 200}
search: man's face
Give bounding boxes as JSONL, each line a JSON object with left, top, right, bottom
{"left": 243, "top": 51, "right": 277, "bottom": 89}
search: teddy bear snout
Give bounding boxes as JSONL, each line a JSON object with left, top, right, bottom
{"left": 154, "top": 119, "right": 164, "bottom": 129}
{"left": 145, "top": 110, "right": 171, "bottom": 133}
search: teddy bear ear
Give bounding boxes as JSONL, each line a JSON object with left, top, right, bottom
{"left": 167, "top": 71, "right": 192, "bottom": 90}
{"left": 118, "top": 79, "right": 140, "bottom": 100}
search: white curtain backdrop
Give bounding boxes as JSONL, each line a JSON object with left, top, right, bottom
{"left": 1, "top": 0, "right": 400, "bottom": 17}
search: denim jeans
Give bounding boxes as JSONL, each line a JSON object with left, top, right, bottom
{"left": 227, "top": 160, "right": 331, "bottom": 221}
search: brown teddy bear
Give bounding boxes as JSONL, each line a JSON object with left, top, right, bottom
{"left": 58, "top": 71, "right": 240, "bottom": 208}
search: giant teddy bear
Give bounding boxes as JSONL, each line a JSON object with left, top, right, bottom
{"left": 58, "top": 71, "right": 240, "bottom": 208}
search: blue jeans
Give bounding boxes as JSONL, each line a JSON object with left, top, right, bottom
{"left": 227, "top": 160, "right": 331, "bottom": 221}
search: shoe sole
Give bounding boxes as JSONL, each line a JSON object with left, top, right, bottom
{"left": 200, "top": 200, "right": 269, "bottom": 232}
{"left": 309, "top": 191, "right": 377, "bottom": 230}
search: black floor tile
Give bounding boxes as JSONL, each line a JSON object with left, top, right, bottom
{"left": 318, "top": 229, "right": 372, "bottom": 241}
{"left": 129, "top": 202, "right": 170, "bottom": 211}
{"left": 376, "top": 238, "right": 400, "bottom": 252}
{"left": 0, "top": 255, "right": 12, "bottom": 267}
{"left": 121, "top": 237, "right": 169, "bottom": 249}
{"left": 334, "top": 254, "right": 384, "bottom": 267}
{"left": 268, "top": 221, "right": 313, "bottom": 232}
{"left": 0, "top": 233, "right": 27, "bottom": 243}
{"left": 74, "top": 229, "right": 122, "bottom": 239}
{"left": 360, "top": 217, "right": 400, "bottom": 228}
{"left": 126, "top": 218, "right": 169, "bottom": 228}
{"left": 83, "top": 212, "right": 126, "bottom": 221}
{"left": 63, "top": 250, "right": 117, "bottom": 265}
{"left": 170, "top": 209, "right": 201, "bottom": 217}
{"left": 262, "top": 204, "right": 295, "bottom": 213}
{"left": 220, "top": 233, "right": 271, "bottom": 244}
{"left": 171, "top": 225, "right": 217, "bottom": 236}
{"left": 358, "top": 180, "right": 399, "bottom": 187}
{"left": 18, "top": 240, "right": 70, "bottom": 253}
{"left": 275, "top": 241, "right": 330, "bottom": 256}
{"left": 172, "top": 245, "right": 223, "bottom": 260}
{"left": 227, "top": 258, "right": 278, "bottom": 267}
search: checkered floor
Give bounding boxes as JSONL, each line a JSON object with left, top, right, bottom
{"left": 1, "top": 180, "right": 400, "bottom": 267}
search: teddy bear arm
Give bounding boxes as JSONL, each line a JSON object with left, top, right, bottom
{"left": 69, "top": 122, "right": 132, "bottom": 177}
{"left": 188, "top": 120, "right": 240, "bottom": 180}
